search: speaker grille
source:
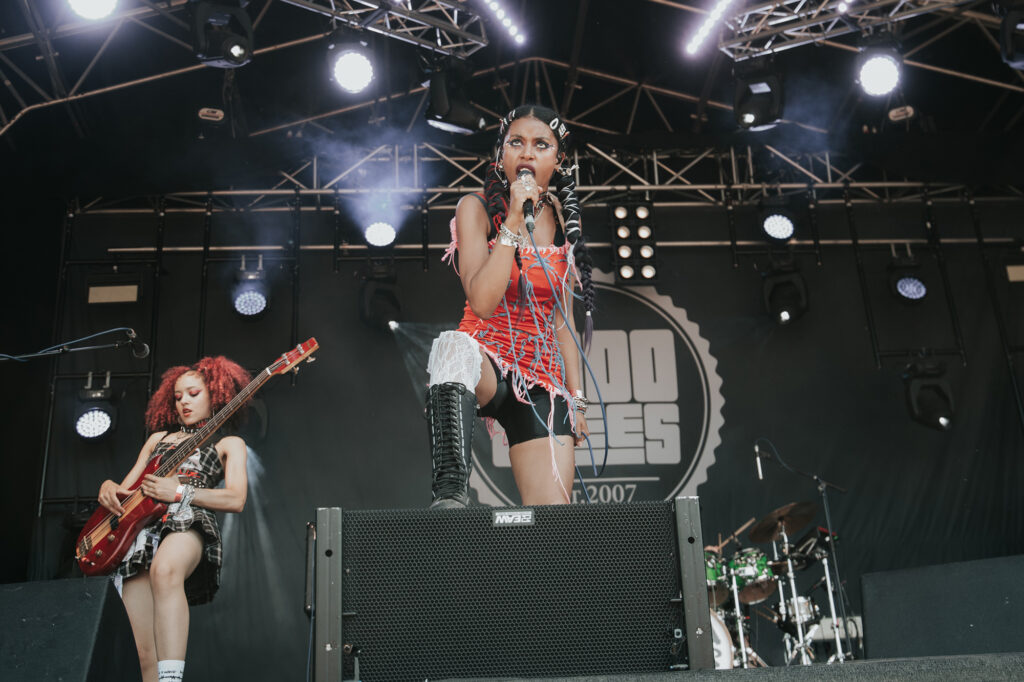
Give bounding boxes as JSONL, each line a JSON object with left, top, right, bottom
{"left": 340, "top": 502, "right": 686, "bottom": 680}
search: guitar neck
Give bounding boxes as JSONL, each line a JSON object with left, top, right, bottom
{"left": 153, "top": 368, "right": 270, "bottom": 476}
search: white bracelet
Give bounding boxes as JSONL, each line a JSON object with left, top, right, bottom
{"left": 498, "top": 224, "right": 524, "bottom": 248}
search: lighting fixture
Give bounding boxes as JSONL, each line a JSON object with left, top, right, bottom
{"left": 75, "top": 372, "right": 116, "bottom": 440}
{"left": 888, "top": 246, "right": 927, "bottom": 303}
{"left": 191, "top": 1, "right": 254, "bottom": 69}
{"left": 365, "top": 221, "right": 396, "bottom": 247}
{"left": 998, "top": 3, "right": 1024, "bottom": 69}
{"left": 759, "top": 196, "right": 798, "bottom": 243}
{"left": 233, "top": 254, "right": 268, "bottom": 317}
{"left": 686, "top": 0, "right": 739, "bottom": 55}
{"left": 69, "top": 0, "right": 118, "bottom": 20}
{"left": 425, "top": 61, "right": 485, "bottom": 135}
{"left": 763, "top": 260, "right": 808, "bottom": 324}
{"left": 903, "top": 362, "right": 954, "bottom": 431}
{"left": 480, "top": 0, "right": 525, "bottom": 44}
{"left": 735, "top": 62, "right": 784, "bottom": 131}
{"left": 856, "top": 34, "right": 902, "bottom": 97}
{"left": 327, "top": 33, "right": 374, "bottom": 93}
{"left": 612, "top": 200, "right": 657, "bottom": 284}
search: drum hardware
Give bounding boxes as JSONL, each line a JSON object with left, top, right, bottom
{"left": 748, "top": 501, "right": 819, "bottom": 544}
{"left": 728, "top": 547, "right": 777, "bottom": 605}
{"left": 751, "top": 441, "right": 854, "bottom": 663}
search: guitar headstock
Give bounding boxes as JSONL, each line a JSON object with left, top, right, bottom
{"left": 270, "top": 338, "right": 319, "bottom": 375}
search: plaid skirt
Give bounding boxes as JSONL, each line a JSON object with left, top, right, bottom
{"left": 113, "top": 441, "right": 225, "bottom": 606}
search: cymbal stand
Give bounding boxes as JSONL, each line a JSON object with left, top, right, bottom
{"left": 729, "top": 572, "right": 749, "bottom": 669}
{"left": 757, "top": 441, "right": 853, "bottom": 661}
{"left": 779, "top": 524, "right": 812, "bottom": 666}
{"left": 820, "top": 552, "right": 845, "bottom": 663}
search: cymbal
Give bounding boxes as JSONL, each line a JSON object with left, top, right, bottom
{"left": 748, "top": 501, "right": 819, "bottom": 543}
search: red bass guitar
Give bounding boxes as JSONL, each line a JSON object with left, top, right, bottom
{"left": 75, "top": 338, "right": 319, "bottom": 576}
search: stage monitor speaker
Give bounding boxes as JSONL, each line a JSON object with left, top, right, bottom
{"left": 862, "top": 554, "right": 1024, "bottom": 659}
{"left": 309, "top": 499, "right": 712, "bottom": 681}
{"left": 0, "top": 577, "right": 141, "bottom": 681}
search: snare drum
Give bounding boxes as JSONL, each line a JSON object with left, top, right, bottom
{"left": 784, "top": 595, "right": 820, "bottom": 626}
{"left": 705, "top": 551, "right": 729, "bottom": 607}
{"left": 728, "top": 547, "right": 777, "bottom": 604}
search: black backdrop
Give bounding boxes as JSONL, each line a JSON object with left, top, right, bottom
{"left": 3, "top": 196, "right": 1023, "bottom": 677}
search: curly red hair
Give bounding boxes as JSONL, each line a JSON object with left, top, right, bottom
{"left": 144, "top": 356, "right": 252, "bottom": 434}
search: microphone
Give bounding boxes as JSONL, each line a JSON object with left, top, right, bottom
{"left": 517, "top": 168, "right": 536, "bottom": 233}
{"left": 126, "top": 329, "right": 150, "bottom": 359}
{"left": 755, "top": 443, "right": 764, "bottom": 481}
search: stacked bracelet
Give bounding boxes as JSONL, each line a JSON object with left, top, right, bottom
{"left": 498, "top": 224, "right": 525, "bottom": 248}
{"left": 572, "top": 390, "right": 589, "bottom": 414}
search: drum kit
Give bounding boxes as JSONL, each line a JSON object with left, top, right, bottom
{"left": 704, "top": 500, "right": 850, "bottom": 669}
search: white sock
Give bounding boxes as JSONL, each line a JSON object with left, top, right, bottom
{"left": 157, "top": 659, "right": 185, "bottom": 681}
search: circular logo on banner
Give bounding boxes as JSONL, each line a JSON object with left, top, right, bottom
{"left": 470, "top": 268, "right": 725, "bottom": 505}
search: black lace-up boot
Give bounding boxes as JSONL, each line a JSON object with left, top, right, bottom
{"left": 425, "top": 382, "right": 477, "bottom": 508}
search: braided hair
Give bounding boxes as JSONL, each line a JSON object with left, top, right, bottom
{"left": 482, "top": 104, "right": 596, "bottom": 352}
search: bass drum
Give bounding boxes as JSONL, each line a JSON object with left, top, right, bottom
{"left": 709, "top": 609, "right": 735, "bottom": 670}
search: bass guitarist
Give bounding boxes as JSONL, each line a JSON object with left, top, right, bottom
{"left": 95, "top": 356, "right": 250, "bottom": 682}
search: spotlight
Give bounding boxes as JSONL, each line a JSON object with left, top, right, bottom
{"left": 856, "top": 35, "right": 902, "bottom": 97}
{"left": 191, "top": 1, "right": 254, "bottom": 69}
{"left": 759, "top": 196, "right": 798, "bottom": 243}
{"left": 425, "top": 60, "right": 485, "bottom": 135}
{"left": 903, "top": 362, "right": 954, "bottom": 431}
{"left": 75, "top": 372, "right": 116, "bottom": 440}
{"left": 763, "top": 260, "right": 808, "bottom": 324}
{"left": 360, "top": 263, "right": 401, "bottom": 332}
{"left": 69, "top": 0, "right": 118, "bottom": 20}
{"left": 888, "top": 247, "right": 927, "bottom": 303}
{"left": 998, "top": 3, "right": 1024, "bottom": 69}
{"left": 233, "top": 254, "right": 268, "bottom": 317}
{"left": 479, "top": 0, "right": 526, "bottom": 44}
{"left": 612, "top": 200, "right": 657, "bottom": 284}
{"left": 327, "top": 33, "right": 374, "bottom": 93}
{"left": 735, "top": 61, "right": 783, "bottom": 131}
{"left": 365, "top": 221, "right": 396, "bottom": 247}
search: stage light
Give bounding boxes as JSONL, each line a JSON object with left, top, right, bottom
{"left": 903, "top": 362, "right": 954, "bottom": 431}
{"left": 75, "top": 372, "right": 116, "bottom": 440}
{"left": 233, "top": 254, "right": 268, "bottom": 317}
{"left": 69, "top": 0, "right": 118, "bottom": 20}
{"left": 838, "top": 1, "right": 850, "bottom": 12}
{"left": 759, "top": 196, "right": 798, "bottom": 243}
{"left": 763, "top": 213, "right": 795, "bottom": 242}
{"left": 856, "top": 36, "right": 902, "bottom": 97}
{"left": 998, "top": 3, "right": 1024, "bottom": 69}
{"left": 480, "top": 0, "right": 525, "bottom": 44}
{"left": 686, "top": 0, "right": 739, "bottom": 55}
{"left": 888, "top": 247, "right": 927, "bottom": 303}
{"left": 612, "top": 200, "right": 657, "bottom": 284}
{"left": 763, "top": 261, "right": 808, "bottom": 324}
{"left": 327, "top": 33, "right": 374, "bottom": 93}
{"left": 192, "top": 1, "right": 253, "bottom": 69}
{"left": 365, "top": 221, "right": 396, "bottom": 247}
{"left": 735, "top": 63, "right": 783, "bottom": 131}
{"left": 359, "top": 263, "right": 401, "bottom": 332}
{"left": 425, "top": 61, "right": 485, "bottom": 135}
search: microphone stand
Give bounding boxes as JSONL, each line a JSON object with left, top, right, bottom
{"left": 0, "top": 328, "right": 136, "bottom": 362}
{"left": 760, "top": 445, "right": 854, "bottom": 662}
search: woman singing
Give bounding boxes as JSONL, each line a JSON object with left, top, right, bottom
{"left": 426, "top": 104, "right": 597, "bottom": 507}
{"left": 96, "top": 357, "right": 250, "bottom": 682}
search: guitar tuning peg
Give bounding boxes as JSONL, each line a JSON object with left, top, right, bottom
{"left": 291, "top": 365, "right": 300, "bottom": 374}
{"left": 306, "top": 356, "right": 316, "bottom": 363}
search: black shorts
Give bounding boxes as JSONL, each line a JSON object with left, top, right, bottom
{"left": 478, "top": 355, "right": 572, "bottom": 447}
